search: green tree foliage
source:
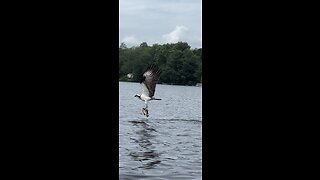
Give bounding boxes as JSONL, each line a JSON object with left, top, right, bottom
{"left": 119, "top": 41, "right": 202, "bottom": 85}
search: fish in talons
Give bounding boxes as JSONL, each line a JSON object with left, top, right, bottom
{"left": 142, "top": 107, "right": 149, "bottom": 117}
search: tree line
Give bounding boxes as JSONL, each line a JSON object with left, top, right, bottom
{"left": 119, "top": 41, "right": 202, "bottom": 86}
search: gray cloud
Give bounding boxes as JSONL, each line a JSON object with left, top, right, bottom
{"left": 120, "top": 0, "right": 202, "bottom": 48}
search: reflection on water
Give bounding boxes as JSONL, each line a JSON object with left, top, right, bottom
{"left": 128, "top": 120, "right": 161, "bottom": 169}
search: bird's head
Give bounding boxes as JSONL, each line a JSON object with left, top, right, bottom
{"left": 134, "top": 94, "right": 140, "bottom": 98}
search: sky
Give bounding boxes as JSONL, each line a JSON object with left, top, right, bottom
{"left": 120, "top": 0, "right": 202, "bottom": 49}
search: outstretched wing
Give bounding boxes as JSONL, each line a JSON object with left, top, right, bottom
{"left": 140, "top": 65, "right": 161, "bottom": 97}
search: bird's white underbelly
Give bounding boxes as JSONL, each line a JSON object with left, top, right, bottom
{"left": 140, "top": 94, "right": 151, "bottom": 101}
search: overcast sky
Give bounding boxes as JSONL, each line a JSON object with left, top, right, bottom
{"left": 120, "top": 0, "right": 202, "bottom": 49}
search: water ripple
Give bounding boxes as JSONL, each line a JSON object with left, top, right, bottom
{"left": 120, "top": 82, "right": 202, "bottom": 179}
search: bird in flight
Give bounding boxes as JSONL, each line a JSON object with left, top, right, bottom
{"left": 134, "top": 65, "right": 162, "bottom": 117}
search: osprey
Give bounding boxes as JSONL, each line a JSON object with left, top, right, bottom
{"left": 134, "top": 65, "right": 162, "bottom": 117}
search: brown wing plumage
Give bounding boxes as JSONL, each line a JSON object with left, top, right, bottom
{"left": 141, "top": 66, "right": 161, "bottom": 97}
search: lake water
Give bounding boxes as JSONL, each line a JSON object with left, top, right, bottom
{"left": 119, "top": 82, "right": 202, "bottom": 180}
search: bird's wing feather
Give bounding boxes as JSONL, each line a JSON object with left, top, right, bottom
{"left": 141, "top": 66, "right": 161, "bottom": 97}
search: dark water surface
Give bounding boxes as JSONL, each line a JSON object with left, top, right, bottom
{"left": 119, "top": 82, "right": 202, "bottom": 180}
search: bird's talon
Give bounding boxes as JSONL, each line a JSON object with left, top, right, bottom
{"left": 142, "top": 107, "right": 149, "bottom": 117}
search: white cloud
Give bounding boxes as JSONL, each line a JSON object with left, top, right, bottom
{"left": 162, "top": 25, "right": 189, "bottom": 43}
{"left": 122, "top": 35, "right": 139, "bottom": 47}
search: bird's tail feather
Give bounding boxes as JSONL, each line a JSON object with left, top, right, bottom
{"left": 154, "top": 98, "right": 161, "bottom": 100}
